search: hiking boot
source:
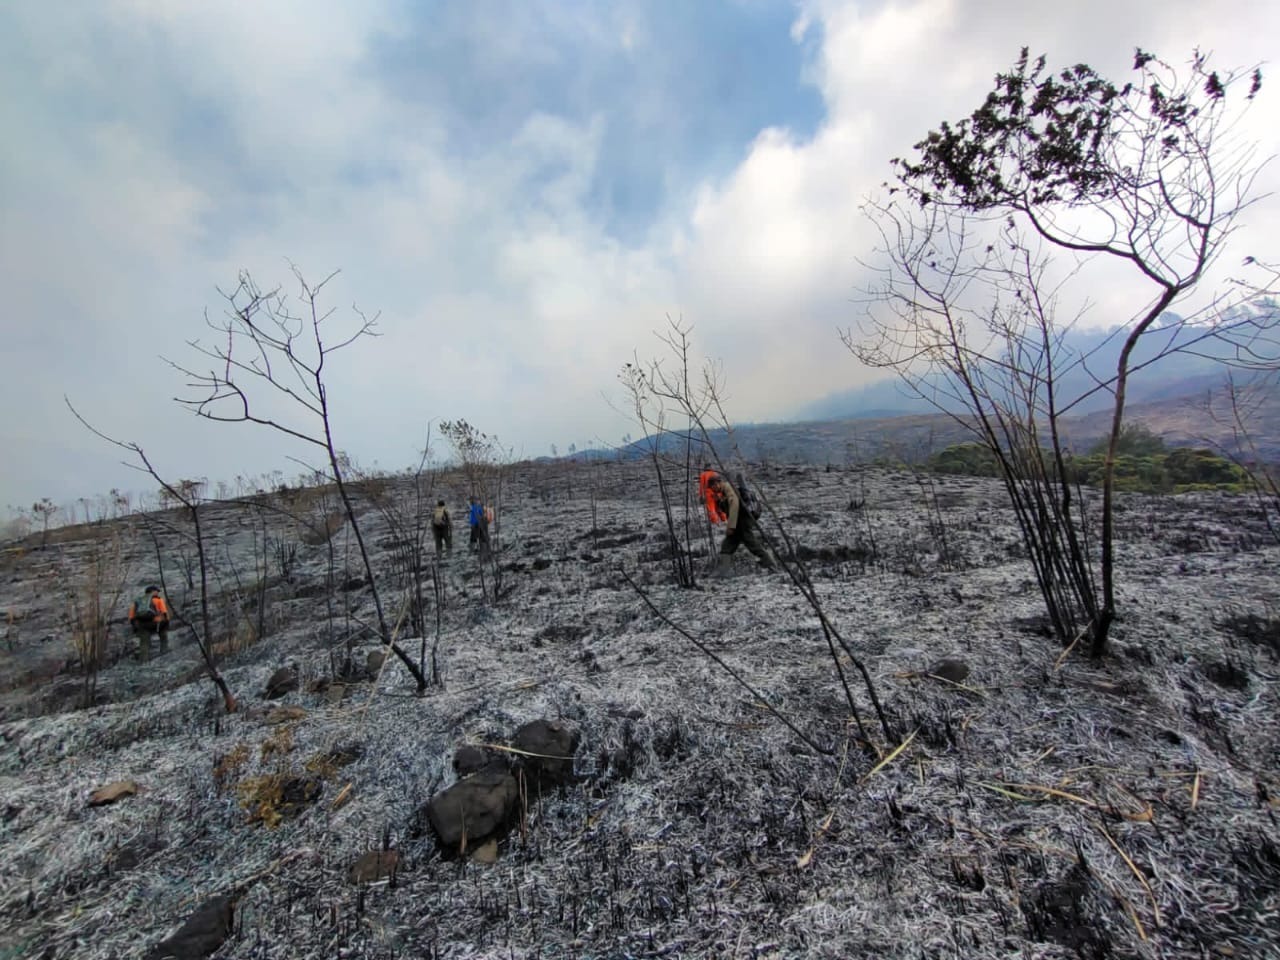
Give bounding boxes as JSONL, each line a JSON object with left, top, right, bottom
{"left": 714, "top": 555, "right": 733, "bottom": 579}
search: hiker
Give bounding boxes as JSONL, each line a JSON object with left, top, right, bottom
{"left": 128, "top": 584, "right": 171, "bottom": 660}
{"left": 468, "top": 497, "right": 490, "bottom": 553}
{"left": 699, "top": 468, "right": 727, "bottom": 525}
{"left": 707, "top": 475, "right": 774, "bottom": 575}
{"left": 431, "top": 499, "right": 452, "bottom": 553}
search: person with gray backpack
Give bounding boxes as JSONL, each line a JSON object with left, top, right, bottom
{"left": 431, "top": 499, "right": 452, "bottom": 553}
{"left": 128, "top": 584, "right": 171, "bottom": 660}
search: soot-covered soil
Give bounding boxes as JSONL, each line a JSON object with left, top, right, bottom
{"left": 1, "top": 460, "right": 1278, "bottom": 959}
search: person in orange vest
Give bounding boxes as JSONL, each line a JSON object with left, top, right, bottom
{"left": 699, "top": 468, "right": 727, "bottom": 525}
{"left": 128, "top": 584, "right": 171, "bottom": 660}
{"left": 707, "top": 475, "right": 775, "bottom": 576}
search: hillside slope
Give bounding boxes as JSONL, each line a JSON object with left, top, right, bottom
{"left": 1, "top": 461, "right": 1278, "bottom": 958}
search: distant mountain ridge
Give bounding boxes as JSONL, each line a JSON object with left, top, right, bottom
{"left": 797, "top": 304, "right": 1277, "bottom": 422}
{"left": 585, "top": 374, "right": 1279, "bottom": 467}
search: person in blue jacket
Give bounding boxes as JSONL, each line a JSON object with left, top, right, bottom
{"left": 468, "top": 497, "right": 490, "bottom": 553}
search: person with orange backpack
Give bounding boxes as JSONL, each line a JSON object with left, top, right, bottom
{"left": 699, "top": 468, "right": 727, "bottom": 525}
{"left": 128, "top": 584, "right": 171, "bottom": 660}
{"left": 707, "top": 475, "right": 775, "bottom": 576}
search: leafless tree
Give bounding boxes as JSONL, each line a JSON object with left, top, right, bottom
{"left": 361, "top": 426, "right": 445, "bottom": 681}
{"left": 171, "top": 268, "right": 428, "bottom": 691}
{"left": 853, "top": 48, "right": 1277, "bottom": 655}
{"left": 65, "top": 402, "right": 238, "bottom": 713}
{"left": 440, "top": 419, "right": 509, "bottom": 604}
{"left": 617, "top": 328, "right": 706, "bottom": 589}
{"left": 620, "top": 319, "right": 893, "bottom": 746}
{"left": 31, "top": 498, "right": 57, "bottom": 548}
{"left": 1205, "top": 367, "right": 1280, "bottom": 542}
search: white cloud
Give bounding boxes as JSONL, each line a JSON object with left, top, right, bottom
{"left": 667, "top": 0, "right": 1280, "bottom": 416}
{"left": 2, "top": 0, "right": 1277, "bottom": 508}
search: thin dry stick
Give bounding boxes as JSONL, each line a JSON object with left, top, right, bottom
{"left": 797, "top": 732, "right": 855, "bottom": 868}
{"left": 618, "top": 567, "right": 834, "bottom": 756}
{"left": 1096, "top": 820, "right": 1163, "bottom": 929}
{"left": 862, "top": 728, "right": 918, "bottom": 783}
{"left": 1053, "top": 624, "right": 1090, "bottom": 672}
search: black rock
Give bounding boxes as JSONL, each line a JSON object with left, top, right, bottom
{"left": 925, "top": 658, "right": 971, "bottom": 684}
{"left": 426, "top": 770, "right": 519, "bottom": 854}
{"left": 263, "top": 665, "right": 298, "bottom": 699}
{"left": 512, "top": 719, "right": 580, "bottom": 787}
{"left": 453, "top": 744, "right": 505, "bottom": 777}
{"left": 144, "top": 894, "right": 237, "bottom": 959}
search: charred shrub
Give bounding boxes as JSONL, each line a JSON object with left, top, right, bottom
{"left": 597, "top": 718, "right": 647, "bottom": 784}
{"left": 1021, "top": 863, "right": 1113, "bottom": 959}
{"left": 652, "top": 716, "right": 693, "bottom": 762}
{"left": 1202, "top": 658, "right": 1250, "bottom": 690}
{"left": 1217, "top": 613, "right": 1280, "bottom": 660}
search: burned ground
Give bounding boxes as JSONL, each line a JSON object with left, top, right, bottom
{"left": 0, "top": 461, "right": 1278, "bottom": 959}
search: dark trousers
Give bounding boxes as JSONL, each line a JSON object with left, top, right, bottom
{"left": 432, "top": 522, "right": 452, "bottom": 552}
{"left": 720, "top": 521, "right": 773, "bottom": 566}
{"left": 133, "top": 620, "right": 170, "bottom": 659}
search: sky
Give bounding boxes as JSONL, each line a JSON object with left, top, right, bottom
{"left": 2, "top": 0, "right": 1278, "bottom": 513}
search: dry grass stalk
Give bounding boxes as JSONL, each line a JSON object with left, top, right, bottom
{"left": 330, "top": 782, "right": 354, "bottom": 811}
{"left": 1096, "top": 819, "right": 1164, "bottom": 929}
{"left": 62, "top": 530, "right": 129, "bottom": 691}
{"left": 862, "top": 728, "right": 917, "bottom": 782}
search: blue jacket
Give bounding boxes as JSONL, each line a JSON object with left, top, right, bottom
{"left": 468, "top": 503, "right": 484, "bottom": 527}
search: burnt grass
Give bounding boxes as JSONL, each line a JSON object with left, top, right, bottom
{"left": 1, "top": 460, "right": 1278, "bottom": 959}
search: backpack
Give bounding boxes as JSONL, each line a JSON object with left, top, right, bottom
{"left": 735, "top": 474, "right": 761, "bottom": 519}
{"left": 432, "top": 505, "right": 448, "bottom": 526}
{"left": 133, "top": 596, "right": 157, "bottom": 622}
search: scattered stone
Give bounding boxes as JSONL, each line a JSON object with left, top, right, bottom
{"left": 266, "top": 706, "right": 307, "bottom": 724}
{"left": 348, "top": 849, "right": 398, "bottom": 884}
{"left": 925, "top": 658, "right": 971, "bottom": 684}
{"left": 105, "top": 834, "right": 158, "bottom": 875}
{"left": 144, "top": 894, "right": 238, "bottom": 959}
{"left": 365, "top": 649, "right": 387, "bottom": 678}
{"left": 426, "top": 769, "right": 519, "bottom": 854}
{"left": 454, "top": 744, "right": 504, "bottom": 777}
{"left": 324, "top": 682, "right": 347, "bottom": 704}
{"left": 512, "top": 718, "right": 580, "bottom": 787}
{"left": 471, "top": 838, "right": 499, "bottom": 864}
{"left": 88, "top": 780, "right": 138, "bottom": 807}
{"left": 263, "top": 665, "right": 299, "bottom": 699}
